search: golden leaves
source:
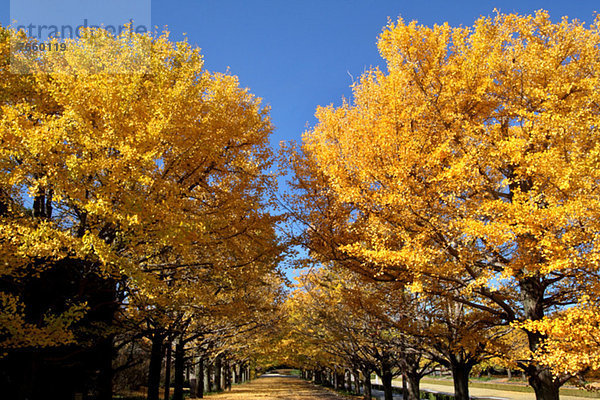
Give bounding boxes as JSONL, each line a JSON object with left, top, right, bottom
{"left": 290, "top": 10, "right": 600, "bottom": 379}
{"left": 519, "top": 300, "right": 600, "bottom": 375}
{"left": 0, "top": 24, "right": 280, "bottom": 352}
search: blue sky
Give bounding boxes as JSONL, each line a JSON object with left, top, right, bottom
{"left": 3, "top": 0, "right": 599, "bottom": 147}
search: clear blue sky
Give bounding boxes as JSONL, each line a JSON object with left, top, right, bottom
{"left": 3, "top": 0, "right": 599, "bottom": 146}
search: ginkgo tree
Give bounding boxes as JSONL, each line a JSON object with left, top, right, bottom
{"left": 0, "top": 25, "right": 282, "bottom": 400}
{"left": 285, "top": 267, "right": 430, "bottom": 400}
{"left": 298, "top": 10, "right": 600, "bottom": 400}
{"left": 284, "top": 139, "right": 503, "bottom": 400}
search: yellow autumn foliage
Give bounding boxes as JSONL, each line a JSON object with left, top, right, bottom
{"left": 294, "top": 10, "right": 600, "bottom": 391}
{"left": 0, "top": 25, "right": 278, "bottom": 352}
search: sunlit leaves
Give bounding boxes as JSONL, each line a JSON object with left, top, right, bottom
{"left": 292, "top": 10, "right": 600, "bottom": 380}
{"left": 0, "top": 24, "right": 281, "bottom": 353}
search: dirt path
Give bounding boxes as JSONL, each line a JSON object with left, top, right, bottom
{"left": 207, "top": 373, "right": 349, "bottom": 400}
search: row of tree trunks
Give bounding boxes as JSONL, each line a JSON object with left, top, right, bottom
{"left": 146, "top": 336, "right": 252, "bottom": 400}
{"left": 305, "top": 361, "right": 554, "bottom": 400}
{"left": 190, "top": 358, "right": 250, "bottom": 398}
{"left": 303, "top": 367, "right": 366, "bottom": 398}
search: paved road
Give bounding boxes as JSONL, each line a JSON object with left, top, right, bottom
{"left": 369, "top": 376, "right": 596, "bottom": 400}
{"left": 418, "top": 381, "right": 594, "bottom": 400}
{"left": 207, "top": 373, "right": 349, "bottom": 400}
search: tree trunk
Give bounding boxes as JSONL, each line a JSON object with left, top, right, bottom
{"left": 147, "top": 333, "right": 164, "bottom": 400}
{"left": 215, "top": 356, "right": 222, "bottom": 391}
{"left": 226, "top": 360, "right": 232, "bottom": 390}
{"left": 381, "top": 368, "right": 394, "bottom": 400}
{"left": 520, "top": 276, "right": 561, "bottom": 400}
{"left": 405, "top": 372, "right": 421, "bottom": 400}
{"left": 402, "top": 373, "right": 408, "bottom": 399}
{"left": 450, "top": 361, "right": 472, "bottom": 400}
{"left": 164, "top": 341, "right": 172, "bottom": 400}
{"left": 345, "top": 370, "right": 352, "bottom": 392}
{"left": 353, "top": 370, "right": 360, "bottom": 394}
{"left": 362, "top": 369, "right": 372, "bottom": 400}
{"left": 528, "top": 368, "right": 560, "bottom": 400}
{"left": 97, "top": 335, "right": 114, "bottom": 400}
{"left": 207, "top": 361, "right": 213, "bottom": 392}
{"left": 196, "top": 357, "right": 204, "bottom": 398}
{"left": 173, "top": 340, "right": 185, "bottom": 400}
{"left": 338, "top": 370, "right": 345, "bottom": 390}
{"left": 190, "top": 378, "right": 197, "bottom": 399}
{"left": 314, "top": 368, "right": 322, "bottom": 384}
{"left": 233, "top": 363, "right": 239, "bottom": 384}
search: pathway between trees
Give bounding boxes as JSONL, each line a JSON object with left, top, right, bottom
{"left": 207, "top": 372, "right": 349, "bottom": 400}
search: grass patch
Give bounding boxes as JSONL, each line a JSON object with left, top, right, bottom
{"left": 421, "top": 378, "right": 600, "bottom": 398}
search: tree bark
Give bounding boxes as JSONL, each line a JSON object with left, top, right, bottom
{"left": 337, "top": 371, "right": 344, "bottom": 390}
{"left": 381, "top": 368, "right": 394, "bottom": 400}
{"left": 528, "top": 368, "right": 560, "bottom": 400}
{"left": 97, "top": 334, "right": 114, "bottom": 400}
{"left": 345, "top": 370, "right": 352, "bottom": 392}
{"left": 450, "top": 360, "right": 472, "bottom": 400}
{"left": 233, "top": 363, "right": 239, "bottom": 384}
{"left": 207, "top": 361, "right": 213, "bottom": 392}
{"left": 173, "top": 340, "right": 185, "bottom": 400}
{"left": 353, "top": 370, "right": 360, "bottom": 394}
{"left": 147, "top": 332, "right": 164, "bottom": 400}
{"left": 314, "top": 368, "right": 322, "bottom": 384}
{"left": 226, "top": 360, "right": 232, "bottom": 390}
{"left": 215, "top": 356, "right": 222, "bottom": 391}
{"left": 520, "top": 276, "right": 562, "bottom": 400}
{"left": 362, "top": 369, "right": 372, "bottom": 400}
{"left": 164, "top": 341, "right": 172, "bottom": 400}
{"left": 196, "top": 357, "right": 204, "bottom": 398}
{"left": 405, "top": 372, "right": 421, "bottom": 400}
